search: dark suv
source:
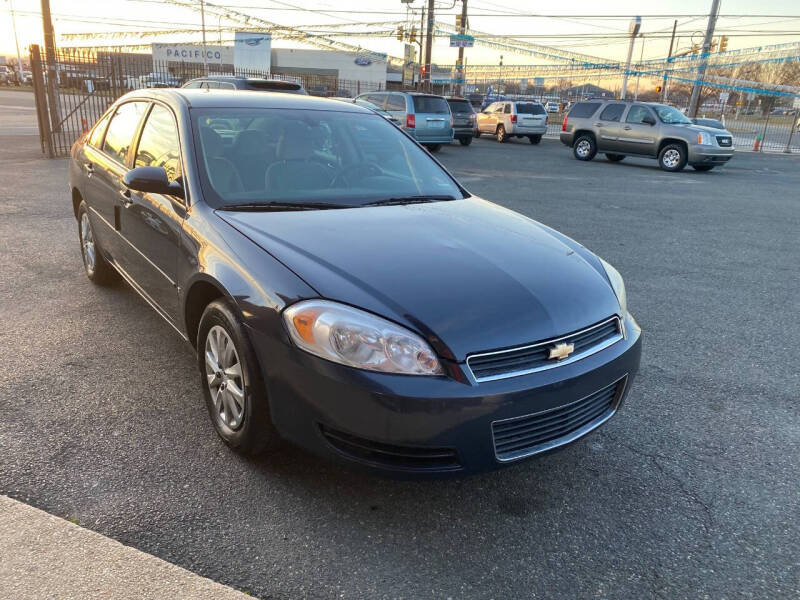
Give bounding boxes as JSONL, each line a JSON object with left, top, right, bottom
{"left": 560, "top": 99, "right": 734, "bottom": 172}
{"left": 446, "top": 97, "right": 477, "bottom": 146}
{"left": 182, "top": 76, "right": 307, "bottom": 94}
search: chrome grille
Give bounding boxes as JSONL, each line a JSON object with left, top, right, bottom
{"left": 716, "top": 135, "right": 732, "bottom": 147}
{"left": 492, "top": 376, "right": 627, "bottom": 462}
{"left": 466, "top": 317, "right": 623, "bottom": 382}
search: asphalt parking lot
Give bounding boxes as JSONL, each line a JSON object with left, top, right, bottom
{"left": 1, "top": 115, "right": 799, "bottom": 598}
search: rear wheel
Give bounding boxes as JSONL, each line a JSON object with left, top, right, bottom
{"left": 459, "top": 136, "right": 472, "bottom": 146}
{"left": 605, "top": 153, "right": 625, "bottom": 162}
{"left": 77, "top": 201, "right": 115, "bottom": 285}
{"left": 529, "top": 135, "right": 542, "bottom": 144}
{"left": 692, "top": 164, "right": 715, "bottom": 171}
{"left": 573, "top": 134, "right": 596, "bottom": 161}
{"left": 496, "top": 125, "right": 507, "bottom": 143}
{"left": 198, "top": 299, "right": 280, "bottom": 455}
{"left": 426, "top": 144, "right": 442, "bottom": 153}
{"left": 658, "top": 143, "right": 687, "bottom": 172}
{"left": 474, "top": 130, "right": 481, "bottom": 138}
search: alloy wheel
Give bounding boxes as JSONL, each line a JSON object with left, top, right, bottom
{"left": 576, "top": 139, "right": 591, "bottom": 158}
{"left": 662, "top": 148, "right": 681, "bottom": 169}
{"left": 205, "top": 325, "right": 245, "bottom": 430}
{"left": 80, "top": 212, "right": 96, "bottom": 272}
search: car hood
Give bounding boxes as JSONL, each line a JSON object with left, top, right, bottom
{"left": 219, "top": 198, "right": 621, "bottom": 361}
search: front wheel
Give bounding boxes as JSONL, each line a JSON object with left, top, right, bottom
{"left": 658, "top": 143, "right": 687, "bottom": 172}
{"left": 459, "top": 136, "right": 472, "bottom": 146}
{"left": 692, "top": 164, "right": 715, "bottom": 172}
{"left": 496, "top": 125, "right": 507, "bottom": 143}
{"left": 605, "top": 153, "right": 625, "bottom": 162}
{"left": 529, "top": 135, "right": 542, "bottom": 144}
{"left": 573, "top": 134, "right": 596, "bottom": 161}
{"left": 198, "top": 299, "right": 280, "bottom": 455}
{"left": 77, "top": 201, "right": 116, "bottom": 285}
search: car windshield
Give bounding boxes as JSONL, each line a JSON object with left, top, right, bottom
{"left": 192, "top": 108, "right": 464, "bottom": 208}
{"left": 516, "top": 103, "right": 545, "bottom": 115}
{"left": 447, "top": 99, "right": 474, "bottom": 113}
{"left": 654, "top": 105, "right": 692, "bottom": 124}
{"left": 412, "top": 96, "right": 449, "bottom": 114}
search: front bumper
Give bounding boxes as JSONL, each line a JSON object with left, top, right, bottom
{"left": 688, "top": 145, "right": 734, "bottom": 165}
{"left": 250, "top": 313, "right": 642, "bottom": 476}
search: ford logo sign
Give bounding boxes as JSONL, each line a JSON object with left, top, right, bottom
{"left": 245, "top": 37, "right": 262, "bottom": 46}
{"left": 354, "top": 57, "right": 372, "bottom": 66}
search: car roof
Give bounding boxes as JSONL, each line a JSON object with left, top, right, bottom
{"left": 119, "top": 88, "right": 369, "bottom": 113}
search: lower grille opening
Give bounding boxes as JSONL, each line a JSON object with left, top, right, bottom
{"left": 320, "top": 426, "right": 462, "bottom": 472}
{"left": 492, "top": 376, "right": 627, "bottom": 462}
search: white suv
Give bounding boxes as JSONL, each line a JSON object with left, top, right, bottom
{"left": 476, "top": 101, "right": 548, "bottom": 144}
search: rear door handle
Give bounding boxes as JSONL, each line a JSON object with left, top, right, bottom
{"left": 119, "top": 188, "right": 133, "bottom": 207}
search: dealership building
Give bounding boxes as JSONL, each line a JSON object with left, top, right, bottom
{"left": 152, "top": 36, "right": 389, "bottom": 89}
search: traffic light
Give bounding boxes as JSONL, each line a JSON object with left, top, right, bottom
{"left": 719, "top": 35, "right": 729, "bottom": 52}
{"left": 655, "top": 85, "right": 662, "bottom": 93}
{"left": 397, "top": 25, "right": 404, "bottom": 41}
{"left": 409, "top": 26, "right": 417, "bottom": 43}
{"left": 420, "top": 66, "right": 428, "bottom": 77}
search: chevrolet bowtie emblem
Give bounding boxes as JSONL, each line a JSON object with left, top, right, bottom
{"left": 548, "top": 342, "right": 575, "bottom": 361}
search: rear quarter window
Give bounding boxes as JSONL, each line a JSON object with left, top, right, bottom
{"left": 568, "top": 102, "right": 602, "bottom": 119}
{"left": 412, "top": 96, "right": 449, "bottom": 114}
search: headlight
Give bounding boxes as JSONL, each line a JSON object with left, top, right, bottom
{"left": 283, "top": 300, "right": 443, "bottom": 376}
{"left": 599, "top": 258, "right": 627, "bottom": 317}
{"left": 696, "top": 131, "right": 713, "bottom": 145}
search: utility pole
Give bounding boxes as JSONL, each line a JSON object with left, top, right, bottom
{"left": 200, "top": 0, "right": 208, "bottom": 73}
{"left": 456, "top": 0, "right": 468, "bottom": 96}
{"left": 688, "top": 0, "right": 721, "bottom": 117}
{"left": 620, "top": 16, "right": 641, "bottom": 100}
{"left": 423, "top": 0, "right": 434, "bottom": 92}
{"left": 40, "top": 0, "right": 60, "bottom": 132}
{"left": 416, "top": 6, "right": 425, "bottom": 90}
{"left": 662, "top": 19, "right": 677, "bottom": 102}
{"left": 7, "top": 0, "right": 24, "bottom": 82}
{"left": 634, "top": 34, "right": 645, "bottom": 100}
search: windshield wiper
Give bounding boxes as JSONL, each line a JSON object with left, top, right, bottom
{"left": 216, "top": 201, "right": 351, "bottom": 212}
{"left": 361, "top": 195, "right": 457, "bottom": 207}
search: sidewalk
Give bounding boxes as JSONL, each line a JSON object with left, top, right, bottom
{"left": 0, "top": 495, "right": 252, "bottom": 600}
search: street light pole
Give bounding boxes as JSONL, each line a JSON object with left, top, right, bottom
{"left": 662, "top": 19, "right": 678, "bottom": 102}
{"left": 620, "top": 16, "right": 641, "bottom": 100}
{"left": 688, "top": 0, "right": 721, "bottom": 117}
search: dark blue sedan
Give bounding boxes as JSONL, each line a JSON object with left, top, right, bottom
{"left": 68, "top": 89, "right": 641, "bottom": 475}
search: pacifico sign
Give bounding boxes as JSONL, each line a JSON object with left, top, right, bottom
{"left": 152, "top": 43, "right": 234, "bottom": 65}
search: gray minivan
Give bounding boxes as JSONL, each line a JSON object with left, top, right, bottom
{"left": 356, "top": 91, "right": 454, "bottom": 152}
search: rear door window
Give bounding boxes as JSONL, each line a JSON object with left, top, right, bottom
{"left": 102, "top": 101, "right": 148, "bottom": 165}
{"left": 515, "top": 103, "right": 545, "bottom": 115}
{"left": 599, "top": 103, "right": 626, "bottom": 122}
{"left": 568, "top": 102, "right": 602, "bottom": 119}
{"left": 412, "top": 96, "right": 449, "bottom": 114}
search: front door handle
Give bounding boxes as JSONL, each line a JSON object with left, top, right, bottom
{"left": 119, "top": 188, "right": 133, "bottom": 207}
{"left": 84, "top": 162, "right": 94, "bottom": 176}
{"left": 623, "top": 125, "right": 632, "bottom": 130}
{"left": 594, "top": 122, "right": 604, "bottom": 127}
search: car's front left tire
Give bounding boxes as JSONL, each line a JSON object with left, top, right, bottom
{"left": 197, "top": 299, "right": 280, "bottom": 455}
{"left": 77, "top": 201, "right": 116, "bottom": 285}
{"left": 658, "top": 143, "right": 687, "bottom": 172}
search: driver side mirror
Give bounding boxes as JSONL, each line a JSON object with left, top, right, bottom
{"left": 124, "top": 166, "right": 184, "bottom": 199}
{"left": 642, "top": 114, "right": 656, "bottom": 126}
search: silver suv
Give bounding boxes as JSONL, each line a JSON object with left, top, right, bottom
{"left": 476, "top": 100, "right": 547, "bottom": 144}
{"left": 560, "top": 100, "right": 734, "bottom": 172}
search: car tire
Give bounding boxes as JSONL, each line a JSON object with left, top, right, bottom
{"left": 692, "top": 164, "right": 715, "bottom": 171}
{"left": 605, "top": 153, "right": 625, "bottom": 162}
{"left": 496, "top": 125, "right": 507, "bottom": 143}
{"left": 426, "top": 144, "right": 442, "bottom": 153}
{"left": 573, "top": 134, "right": 596, "bottom": 161}
{"left": 658, "top": 143, "right": 687, "bottom": 172}
{"left": 529, "top": 135, "right": 542, "bottom": 144}
{"left": 458, "top": 136, "right": 472, "bottom": 146}
{"left": 197, "top": 299, "right": 281, "bottom": 455}
{"left": 77, "top": 201, "right": 116, "bottom": 285}
{"left": 474, "top": 131, "right": 481, "bottom": 138}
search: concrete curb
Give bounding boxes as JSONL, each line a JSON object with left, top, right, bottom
{"left": 0, "top": 495, "right": 253, "bottom": 600}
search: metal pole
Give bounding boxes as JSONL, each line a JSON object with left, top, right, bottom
{"left": 8, "top": 0, "right": 24, "bottom": 83}
{"left": 423, "top": 0, "right": 434, "bottom": 92}
{"left": 784, "top": 115, "right": 796, "bottom": 153}
{"left": 40, "top": 0, "right": 60, "bottom": 133}
{"left": 688, "top": 0, "right": 720, "bottom": 118}
{"left": 416, "top": 6, "right": 425, "bottom": 90}
{"left": 200, "top": 0, "right": 208, "bottom": 73}
{"left": 456, "top": 0, "right": 468, "bottom": 96}
{"left": 662, "top": 19, "right": 677, "bottom": 102}
{"left": 634, "top": 34, "right": 645, "bottom": 100}
{"left": 620, "top": 17, "right": 641, "bottom": 100}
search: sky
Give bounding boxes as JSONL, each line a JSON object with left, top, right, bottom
{"left": 2, "top": 0, "right": 799, "bottom": 66}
